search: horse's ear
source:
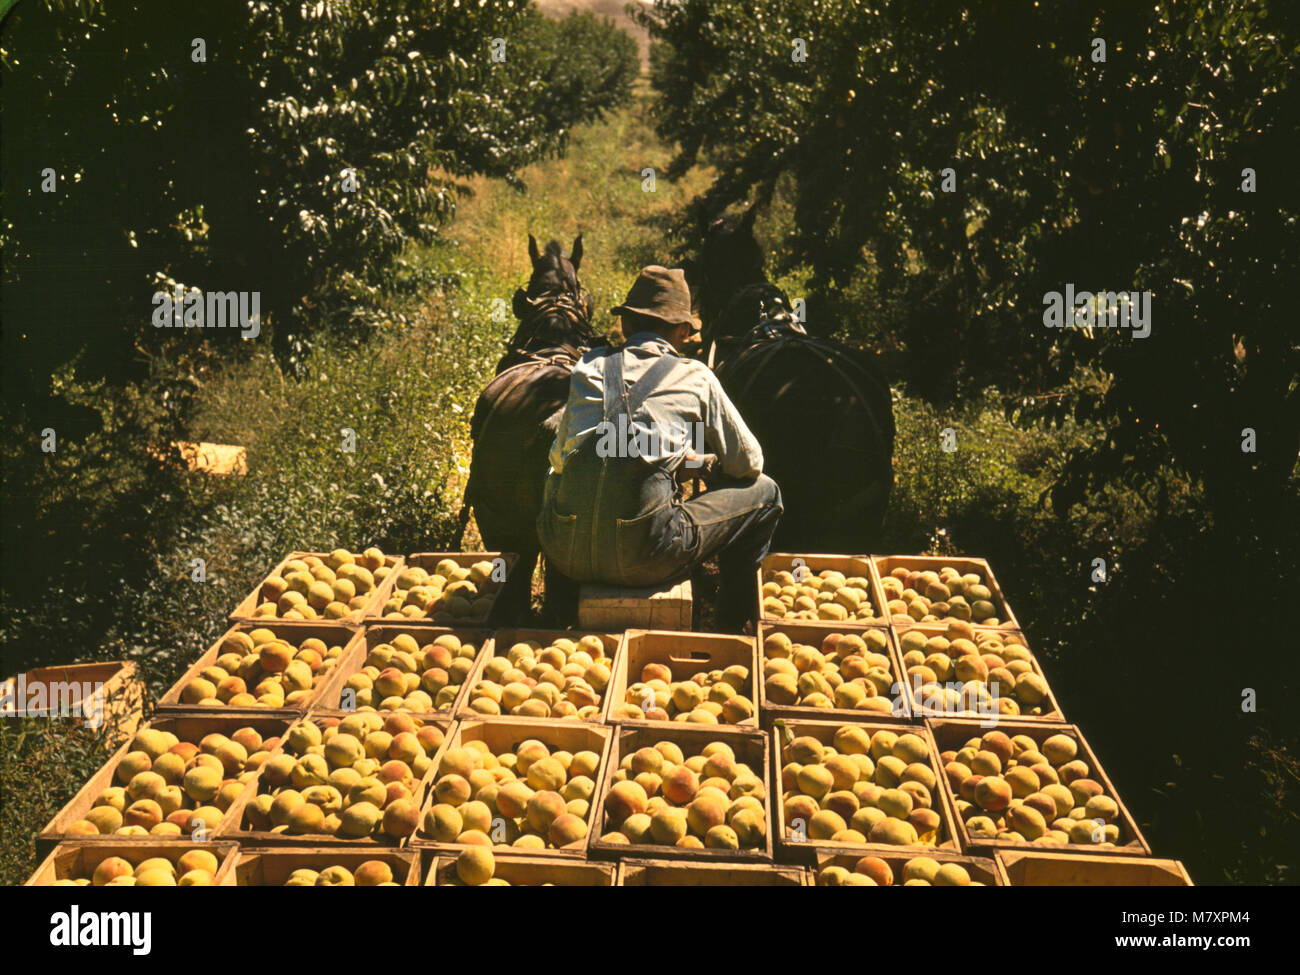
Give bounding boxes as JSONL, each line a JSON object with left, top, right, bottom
{"left": 570, "top": 234, "right": 583, "bottom": 271}
{"left": 512, "top": 288, "right": 531, "bottom": 320}
{"left": 528, "top": 234, "right": 541, "bottom": 265}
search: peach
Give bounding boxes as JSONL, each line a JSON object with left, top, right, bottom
{"left": 259, "top": 642, "right": 293, "bottom": 673}
{"left": 382, "top": 798, "right": 421, "bottom": 838}
{"left": 92, "top": 857, "right": 134, "bottom": 886}
{"left": 123, "top": 799, "right": 163, "bottom": 830}
{"left": 549, "top": 813, "right": 589, "bottom": 847}
{"left": 604, "top": 781, "right": 648, "bottom": 824}
{"left": 525, "top": 791, "right": 567, "bottom": 834}
{"left": 355, "top": 860, "right": 394, "bottom": 886}
{"left": 686, "top": 795, "right": 728, "bottom": 837}
{"left": 855, "top": 856, "right": 894, "bottom": 887}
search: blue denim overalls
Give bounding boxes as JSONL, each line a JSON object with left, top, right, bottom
{"left": 538, "top": 346, "right": 696, "bottom": 587}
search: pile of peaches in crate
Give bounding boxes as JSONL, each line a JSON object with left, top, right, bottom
{"left": 26, "top": 548, "right": 1191, "bottom": 887}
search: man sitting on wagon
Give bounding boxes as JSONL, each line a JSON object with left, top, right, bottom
{"left": 537, "top": 265, "right": 783, "bottom": 632}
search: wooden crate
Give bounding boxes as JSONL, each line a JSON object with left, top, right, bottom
{"left": 757, "top": 553, "right": 889, "bottom": 626}
{"left": 997, "top": 849, "right": 1193, "bottom": 886}
{"left": 229, "top": 551, "right": 403, "bottom": 624}
{"left": 588, "top": 724, "right": 773, "bottom": 864}
{"left": 1, "top": 660, "right": 144, "bottom": 737}
{"left": 368, "top": 552, "right": 519, "bottom": 625}
{"left": 156, "top": 621, "right": 363, "bottom": 718}
{"left": 755, "top": 621, "right": 910, "bottom": 728}
{"left": 224, "top": 847, "right": 421, "bottom": 885}
{"left": 811, "top": 847, "right": 1007, "bottom": 885}
{"left": 410, "top": 718, "right": 612, "bottom": 858}
{"left": 425, "top": 852, "right": 616, "bottom": 886}
{"left": 26, "top": 840, "right": 239, "bottom": 886}
{"left": 617, "top": 858, "right": 810, "bottom": 886}
{"left": 893, "top": 624, "right": 1064, "bottom": 722}
{"left": 308, "top": 624, "right": 493, "bottom": 718}
{"left": 38, "top": 714, "right": 290, "bottom": 851}
{"left": 458, "top": 628, "right": 622, "bottom": 723}
{"left": 224, "top": 713, "right": 441, "bottom": 848}
{"left": 927, "top": 718, "right": 1150, "bottom": 856}
{"left": 874, "top": 554, "right": 1020, "bottom": 631}
{"left": 771, "top": 718, "right": 960, "bottom": 862}
{"left": 174, "top": 440, "right": 248, "bottom": 476}
{"left": 605, "top": 629, "right": 759, "bottom": 731}
{"left": 578, "top": 577, "right": 693, "bottom": 631}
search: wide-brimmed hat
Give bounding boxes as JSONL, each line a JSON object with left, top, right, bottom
{"left": 610, "top": 265, "right": 696, "bottom": 328}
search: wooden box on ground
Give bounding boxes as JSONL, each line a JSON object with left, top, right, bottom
{"left": 771, "top": 718, "right": 960, "bottom": 864}
{"left": 757, "top": 553, "right": 889, "bottom": 627}
{"left": 588, "top": 724, "right": 773, "bottom": 864}
{"left": 229, "top": 551, "right": 403, "bottom": 624}
{"left": 811, "top": 847, "right": 1007, "bottom": 885}
{"left": 927, "top": 718, "right": 1150, "bottom": 856}
{"left": 1, "top": 660, "right": 144, "bottom": 738}
{"left": 368, "top": 552, "right": 519, "bottom": 626}
{"left": 874, "top": 554, "right": 1020, "bottom": 631}
{"left": 605, "top": 629, "right": 759, "bottom": 731}
{"left": 458, "top": 628, "right": 622, "bottom": 724}
{"left": 410, "top": 718, "right": 612, "bottom": 858}
{"left": 893, "top": 624, "right": 1064, "bottom": 722}
{"left": 224, "top": 713, "right": 442, "bottom": 848}
{"left": 224, "top": 847, "right": 421, "bottom": 885}
{"left": 156, "top": 622, "right": 363, "bottom": 718}
{"left": 38, "top": 714, "right": 290, "bottom": 852}
{"left": 617, "top": 858, "right": 810, "bottom": 886}
{"left": 578, "top": 577, "right": 692, "bottom": 631}
{"left": 756, "top": 621, "right": 910, "bottom": 728}
{"left": 425, "top": 852, "right": 616, "bottom": 886}
{"left": 26, "top": 840, "right": 239, "bottom": 886}
{"left": 308, "top": 624, "right": 492, "bottom": 719}
{"left": 997, "top": 849, "right": 1192, "bottom": 886}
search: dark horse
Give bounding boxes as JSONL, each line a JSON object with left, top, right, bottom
{"left": 458, "top": 235, "right": 600, "bottom": 622}
{"left": 691, "top": 210, "right": 895, "bottom": 554}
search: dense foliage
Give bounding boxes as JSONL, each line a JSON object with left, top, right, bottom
{"left": 0, "top": 1, "right": 637, "bottom": 668}
{"left": 638, "top": 0, "right": 1298, "bottom": 533}
{"left": 637, "top": 0, "right": 1299, "bottom": 881}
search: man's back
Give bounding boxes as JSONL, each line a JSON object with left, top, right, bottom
{"left": 548, "top": 331, "right": 763, "bottom": 481}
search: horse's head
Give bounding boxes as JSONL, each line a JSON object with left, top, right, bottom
{"left": 692, "top": 207, "right": 767, "bottom": 347}
{"left": 525, "top": 234, "right": 583, "bottom": 298}
{"left": 722, "top": 282, "right": 807, "bottom": 345}
{"left": 508, "top": 234, "right": 596, "bottom": 355}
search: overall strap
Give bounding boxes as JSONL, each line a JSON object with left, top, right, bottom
{"left": 628, "top": 353, "right": 680, "bottom": 415}
{"left": 603, "top": 345, "right": 681, "bottom": 418}
{"left": 601, "top": 346, "right": 626, "bottom": 421}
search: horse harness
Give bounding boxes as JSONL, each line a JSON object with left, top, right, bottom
{"left": 513, "top": 291, "right": 593, "bottom": 349}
